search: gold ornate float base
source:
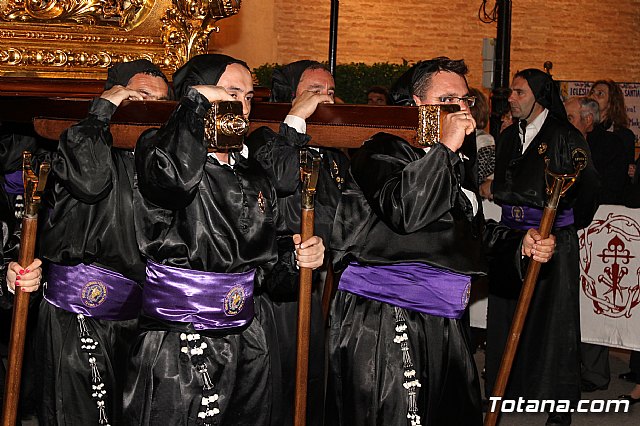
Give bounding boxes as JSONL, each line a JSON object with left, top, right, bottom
{"left": 0, "top": 0, "right": 241, "bottom": 80}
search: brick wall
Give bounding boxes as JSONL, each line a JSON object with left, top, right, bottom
{"left": 214, "top": 0, "right": 640, "bottom": 89}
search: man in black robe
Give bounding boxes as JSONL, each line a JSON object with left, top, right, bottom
{"left": 124, "top": 54, "right": 325, "bottom": 426}
{"left": 327, "top": 57, "right": 556, "bottom": 426}
{"left": 247, "top": 60, "right": 349, "bottom": 426}
{"left": 36, "top": 59, "right": 170, "bottom": 426}
{"left": 484, "top": 70, "right": 600, "bottom": 426}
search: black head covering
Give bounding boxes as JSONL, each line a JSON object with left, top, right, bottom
{"left": 516, "top": 68, "right": 567, "bottom": 121}
{"left": 270, "top": 60, "right": 324, "bottom": 102}
{"left": 389, "top": 61, "right": 424, "bottom": 106}
{"left": 104, "top": 59, "right": 167, "bottom": 90}
{"left": 172, "top": 54, "right": 250, "bottom": 99}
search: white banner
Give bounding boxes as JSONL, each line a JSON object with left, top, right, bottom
{"left": 578, "top": 204, "right": 640, "bottom": 351}
{"left": 471, "top": 202, "right": 640, "bottom": 351}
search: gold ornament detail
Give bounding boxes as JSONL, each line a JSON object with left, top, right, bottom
{"left": 0, "top": 0, "right": 242, "bottom": 79}
{"left": 161, "top": 0, "right": 241, "bottom": 69}
{"left": 0, "top": 46, "right": 162, "bottom": 68}
{"left": 538, "top": 142, "right": 547, "bottom": 155}
{"left": 0, "top": 0, "right": 154, "bottom": 30}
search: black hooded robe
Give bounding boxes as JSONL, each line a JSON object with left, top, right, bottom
{"left": 484, "top": 71, "right": 600, "bottom": 405}
{"left": 326, "top": 60, "right": 495, "bottom": 426}
{"left": 123, "top": 55, "right": 300, "bottom": 426}
{"left": 326, "top": 132, "right": 487, "bottom": 426}
{"left": 246, "top": 60, "right": 349, "bottom": 426}
{"left": 35, "top": 59, "right": 164, "bottom": 426}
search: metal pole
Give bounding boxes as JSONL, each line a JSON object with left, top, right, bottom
{"left": 328, "top": 0, "right": 339, "bottom": 75}
{"left": 489, "top": 0, "right": 512, "bottom": 138}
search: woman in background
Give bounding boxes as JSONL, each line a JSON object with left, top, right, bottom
{"left": 589, "top": 79, "right": 636, "bottom": 179}
{"left": 469, "top": 87, "right": 495, "bottom": 200}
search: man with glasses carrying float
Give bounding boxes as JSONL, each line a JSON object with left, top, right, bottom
{"left": 326, "top": 57, "right": 556, "bottom": 426}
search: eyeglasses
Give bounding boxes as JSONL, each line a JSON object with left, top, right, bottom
{"left": 438, "top": 96, "right": 476, "bottom": 107}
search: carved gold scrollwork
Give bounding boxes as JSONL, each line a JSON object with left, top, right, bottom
{"left": 0, "top": 0, "right": 242, "bottom": 77}
{"left": 0, "top": 45, "right": 164, "bottom": 68}
{"left": 161, "top": 0, "right": 241, "bottom": 69}
{"left": 0, "top": 0, "right": 154, "bottom": 30}
{"left": 0, "top": 48, "right": 22, "bottom": 65}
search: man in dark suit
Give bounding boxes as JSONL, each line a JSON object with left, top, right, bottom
{"left": 566, "top": 96, "right": 626, "bottom": 205}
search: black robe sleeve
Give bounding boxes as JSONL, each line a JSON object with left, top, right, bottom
{"left": 136, "top": 87, "right": 209, "bottom": 210}
{"left": 52, "top": 98, "right": 118, "bottom": 203}
{"left": 352, "top": 135, "right": 468, "bottom": 234}
{"left": 40, "top": 97, "right": 147, "bottom": 282}
{"left": 331, "top": 132, "right": 486, "bottom": 276}
{"left": 247, "top": 123, "right": 309, "bottom": 197}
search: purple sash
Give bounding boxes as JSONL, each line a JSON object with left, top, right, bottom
{"left": 3, "top": 170, "right": 23, "bottom": 195}
{"left": 500, "top": 204, "right": 574, "bottom": 230}
{"left": 44, "top": 263, "right": 142, "bottom": 320}
{"left": 142, "top": 260, "right": 255, "bottom": 330}
{"left": 338, "top": 262, "right": 471, "bottom": 319}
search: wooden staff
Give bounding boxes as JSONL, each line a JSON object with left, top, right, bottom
{"left": 484, "top": 154, "right": 586, "bottom": 426}
{"left": 2, "top": 152, "right": 50, "bottom": 426}
{"left": 294, "top": 151, "right": 321, "bottom": 426}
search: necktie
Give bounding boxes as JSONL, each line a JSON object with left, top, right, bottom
{"left": 518, "top": 119, "right": 528, "bottom": 155}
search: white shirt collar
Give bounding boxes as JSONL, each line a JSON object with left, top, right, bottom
{"left": 521, "top": 108, "right": 548, "bottom": 152}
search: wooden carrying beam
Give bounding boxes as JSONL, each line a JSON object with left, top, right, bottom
{"left": 0, "top": 97, "right": 426, "bottom": 149}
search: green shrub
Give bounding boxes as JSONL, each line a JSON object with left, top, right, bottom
{"left": 252, "top": 61, "right": 413, "bottom": 104}
{"left": 253, "top": 63, "right": 279, "bottom": 91}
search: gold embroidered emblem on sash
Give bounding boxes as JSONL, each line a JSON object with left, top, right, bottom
{"left": 81, "top": 281, "right": 107, "bottom": 308}
{"left": 224, "top": 285, "right": 246, "bottom": 316}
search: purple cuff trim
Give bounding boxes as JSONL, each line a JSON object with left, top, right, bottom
{"left": 142, "top": 260, "right": 255, "bottom": 330}
{"left": 44, "top": 263, "right": 142, "bottom": 320}
{"left": 338, "top": 262, "right": 471, "bottom": 319}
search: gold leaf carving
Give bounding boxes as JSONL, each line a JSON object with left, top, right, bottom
{"left": 0, "top": 46, "right": 165, "bottom": 68}
{"left": 161, "top": 0, "right": 240, "bottom": 69}
{"left": 0, "top": 0, "right": 155, "bottom": 30}
{"left": 0, "top": 0, "right": 242, "bottom": 78}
